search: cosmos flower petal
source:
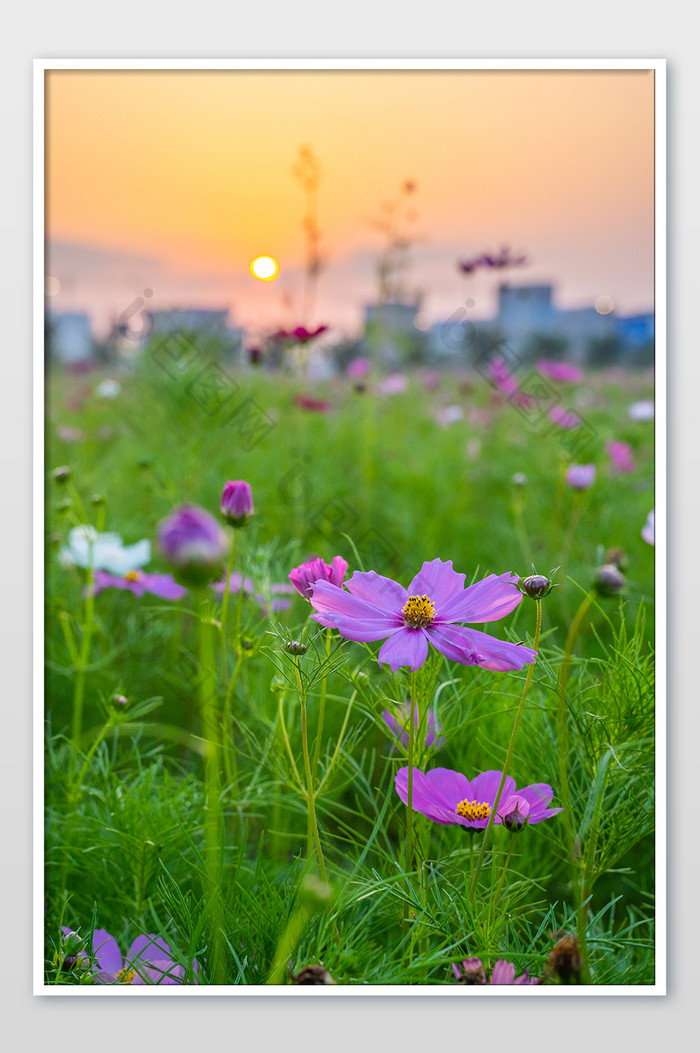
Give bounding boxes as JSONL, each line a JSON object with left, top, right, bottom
{"left": 309, "top": 579, "right": 399, "bottom": 624}
{"left": 395, "top": 767, "right": 464, "bottom": 823}
{"left": 425, "top": 623, "right": 487, "bottom": 665}
{"left": 423, "top": 767, "right": 473, "bottom": 805}
{"left": 344, "top": 570, "right": 409, "bottom": 612}
{"left": 470, "top": 769, "right": 516, "bottom": 805}
{"left": 92, "top": 929, "right": 123, "bottom": 976}
{"left": 514, "top": 783, "right": 554, "bottom": 811}
{"left": 378, "top": 628, "right": 429, "bottom": 671}
{"left": 439, "top": 572, "right": 522, "bottom": 623}
{"left": 407, "top": 558, "right": 466, "bottom": 606}
{"left": 311, "top": 614, "right": 402, "bottom": 642}
{"left": 490, "top": 960, "right": 517, "bottom": 984}
{"left": 454, "top": 626, "right": 537, "bottom": 671}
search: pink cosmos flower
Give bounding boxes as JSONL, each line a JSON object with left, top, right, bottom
{"left": 488, "top": 358, "right": 532, "bottom": 408}
{"left": 642, "top": 509, "right": 655, "bottom": 546}
{"left": 294, "top": 394, "right": 333, "bottom": 413}
{"left": 565, "top": 464, "right": 596, "bottom": 491}
{"left": 536, "top": 359, "right": 583, "bottom": 384}
{"left": 289, "top": 555, "right": 348, "bottom": 600}
{"left": 382, "top": 701, "right": 444, "bottom": 751}
{"left": 92, "top": 569, "right": 187, "bottom": 600}
{"left": 220, "top": 480, "right": 254, "bottom": 525}
{"left": 347, "top": 357, "right": 371, "bottom": 379}
{"left": 309, "top": 558, "right": 535, "bottom": 672}
{"left": 377, "top": 373, "right": 408, "bottom": 396}
{"left": 549, "top": 405, "right": 581, "bottom": 429}
{"left": 275, "top": 325, "right": 329, "bottom": 344}
{"left": 61, "top": 927, "right": 199, "bottom": 985}
{"left": 452, "top": 957, "right": 539, "bottom": 985}
{"left": 606, "top": 440, "right": 635, "bottom": 474}
{"left": 394, "top": 766, "right": 562, "bottom": 829}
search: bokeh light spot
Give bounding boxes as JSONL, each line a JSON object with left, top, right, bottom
{"left": 45, "top": 276, "right": 61, "bottom": 296}
{"left": 249, "top": 256, "right": 279, "bottom": 281}
{"left": 595, "top": 294, "right": 615, "bottom": 315}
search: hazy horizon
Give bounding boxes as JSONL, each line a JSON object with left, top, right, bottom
{"left": 45, "top": 69, "right": 655, "bottom": 339}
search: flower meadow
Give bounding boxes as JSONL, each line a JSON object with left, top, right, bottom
{"left": 44, "top": 347, "right": 656, "bottom": 989}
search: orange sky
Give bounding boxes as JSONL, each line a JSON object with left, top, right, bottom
{"left": 45, "top": 69, "right": 655, "bottom": 336}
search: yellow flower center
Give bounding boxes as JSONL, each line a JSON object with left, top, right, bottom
{"left": 116, "top": 967, "right": 136, "bottom": 983}
{"left": 401, "top": 594, "right": 436, "bottom": 628}
{"left": 123, "top": 571, "right": 141, "bottom": 582}
{"left": 455, "top": 799, "right": 491, "bottom": 821}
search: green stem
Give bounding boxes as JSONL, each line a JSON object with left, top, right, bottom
{"left": 403, "top": 670, "right": 418, "bottom": 935}
{"left": 197, "top": 592, "right": 226, "bottom": 984}
{"left": 219, "top": 532, "right": 236, "bottom": 664}
{"left": 557, "top": 590, "right": 595, "bottom": 982}
{"left": 469, "top": 599, "right": 542, "bottom": 902}
{"left": 312, "top": 627, "right": 332, "bottom": 778}
{"left": 491, "top": 833, "right": 515, "bottom": 912}
{"left": 294, "top": 660, "right": 327, "bottom": 881}
{"left": 71, "top": 562, "right": 95, "bottom": 750}
{"left": 221, "top": 653, "right": 243, "bottom": 793}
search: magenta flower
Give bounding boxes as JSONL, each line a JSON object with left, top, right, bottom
{"left": 289, "top": 555, "right": 348, "bottom": 600}
{"left": 347, "top": 356, "right": 371, "bottom": 379}
{"left": 641, "top": 508, "right": 655, "bottom": 546}
{"left": 294, "top": 394, "right": 333, "bottom": 413}
{"left": 92, "top": 569, "right": 186, "bottom": 600}
{"left": 276, "top": 325, "right": 329, "bottom": 344}
{"left": 536, "top": 359, "right": 583, "bottom": 384}
{"left": 452, "top": 957, "right": 539, "bottom": 985}
{"left": 158, "top": 504, "right": 229, "bottom": 586}
{"left": 377, "top": 373, "right": 408, "bottom": 396}
{"left": 565, "top": 463, "right": 596, "bottom": 491}
{"left": 488, "top": 357, "right": 532, "bottom": 408}
{"left": 382, "top": 702, "right": 444, "bottom": 751}
{"left": 61, "top": 927, "right": 199, "bottom": 985}
{"left": 309, "top": 558, "right": 535, "bottom": 672}
{"left": 606, "top": 440, "right": 635, "bottom": 474}
{"left": 220, "top": 480, "right": 254, "bottom": 526}
{"left": 549, "top": 405, "right": 581, "bottom": 429}
{"left": 394, "top": 766, "right": 562, "bottom": 829}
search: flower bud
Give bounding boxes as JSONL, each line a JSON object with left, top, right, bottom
{"left": 546, "top": 932, "right": 582, "bottom": 984}
{"left": 285, "top": 640, "right": 307, "bottom": 655}
{"left": 511, "top": 472, "right": 528, "bottom": 487}
{"left": 593, "top": 563, "right": 625, "bottom": 596}
{"left": 298, "top": 874, "right": 335, "bottom": 911}
{"left": 604, "top": 547, "right": 627, "bottom": 570}
{"left": 289, "top": 555, "right": 348, "bottom": 599}
{"left": 61, "top": 930, "right": 85, "bottom": 957}
{"left": 520, "top": 574, "right": 554, "bottom": 599}
{"left": 220, "top": 480, "right": 254, "bottom": 527}
{"left": 241, "top": 638, "right": 254, "bottom": 650}
{"left": 113, "top": 693, "right": 128, "bottom": 707}
{"left": 90, "top": 493, "right": 105, "bottom": 506}
{"left": 57, "top": 498, "right": 72, "bottom": 514}
{"left": 290, "top": 965, "right": 336, "bottom": 985}
{"left": 157, "top": 504, "right": 229, "bottom": 587}
{"left": 52, "top": 465, "right": 71, "bottom": 484}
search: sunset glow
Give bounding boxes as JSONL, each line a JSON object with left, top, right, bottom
{"left": 45, "top": 68, "right": 655, "bottom": 334}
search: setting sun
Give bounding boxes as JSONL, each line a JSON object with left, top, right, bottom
{"left": 249, "top": 255, "right": 279, "bottom": 281}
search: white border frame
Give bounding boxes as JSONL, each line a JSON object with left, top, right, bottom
{"left": 33, "top": 57, "right": 666, "bottom": 997}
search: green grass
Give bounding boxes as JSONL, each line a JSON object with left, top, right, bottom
{"left": 44, "top": 345, "right": 655, "bottom": 987}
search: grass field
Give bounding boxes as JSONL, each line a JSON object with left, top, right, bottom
{"left": 44, "top": 342, "right": 656, "bottom": 987}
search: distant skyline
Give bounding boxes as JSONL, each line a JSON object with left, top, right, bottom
{"left": 45, "top": 69, "right": 655, "bottom": 339}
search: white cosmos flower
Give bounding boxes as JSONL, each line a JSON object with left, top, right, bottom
{"left": 59, "top": 526, "right": 151, "bottom": 575}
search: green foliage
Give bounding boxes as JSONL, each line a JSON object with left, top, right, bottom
{"left": 43, "top": 357, "right": 656, "bottom": 986}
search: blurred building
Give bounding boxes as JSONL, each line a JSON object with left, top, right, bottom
{"left": 363, "top": 300, "right": 422, "bottom": 366}
{"left": 45, "top": 311, "right": 93, "bottom": 364}
{"left": 427, "top": 282, "right": 654, "bottom": 366}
